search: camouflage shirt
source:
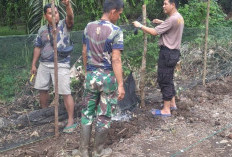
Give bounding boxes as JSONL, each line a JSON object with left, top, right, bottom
{"left": 34, "top": 19, "right": 71, "bottom": 64}
{"left": 83, "top": 20, "right": 124, "bottom": 71}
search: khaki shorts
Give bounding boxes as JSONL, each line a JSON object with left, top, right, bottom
{"left": 34, "top": 63, "right": 71, "bottom": 95}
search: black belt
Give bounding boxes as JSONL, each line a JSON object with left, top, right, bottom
{"left": 160, "top": 45, "right": 179, "bottom": 52}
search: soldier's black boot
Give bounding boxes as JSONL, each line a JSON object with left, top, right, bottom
{"left": 80, "top": 124, "right": 92, "bottom": 157}
{"left": 92, "top": 128, "right": 112, "bottom": 157}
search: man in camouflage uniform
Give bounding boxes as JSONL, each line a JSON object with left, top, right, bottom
{"left": 80, "top": 0, "right": 125, "bottom": 156}
{"left": 31, "top": 0, "right": 76, "bottom": 132}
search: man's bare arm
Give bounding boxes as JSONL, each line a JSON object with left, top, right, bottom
{"left": 62, "top": 0, "right": 74, "bottom": 29}
{"left": 112, "top": 49, "right": 125, "bottom": 100}
{"left": 132, "top": 21, "right": 158, "bottom": 36}
{"left": 31, "top": 47, "right": 41, "bottom": 74}
{"left": 82, "top": 44, "right": 87, "bottom": 73}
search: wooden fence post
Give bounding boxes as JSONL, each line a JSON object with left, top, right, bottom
{"left": 203, "top": 0, "right": 211, "bottom": 86}
{"left": 51, "top": 0, "right": 59, "bottom": 137}
{"left": 140, "top": 5, "right": 147, "bottom": 108}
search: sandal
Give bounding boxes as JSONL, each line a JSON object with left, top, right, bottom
{"left": 63, "top": 123, "right": 77, "bottom": 133}
{"left": 150, "top": 109, "right": 171, "bottom": 117}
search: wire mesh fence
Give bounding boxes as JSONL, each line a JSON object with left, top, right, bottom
{"left": 0, "top": 26, "right": 232, "bottom": 101}
{"left": 0, "top": 31, "right": 83, "bottom": 101}
{"left": 0, "top": 25, "right": 232, "bottom": 154}
{"left": 177, "top": 27, "right": 232, "bottom": 91}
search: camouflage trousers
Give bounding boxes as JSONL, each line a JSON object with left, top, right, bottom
{"left": 81, "top": 68, "right": 118, "bottom": 130}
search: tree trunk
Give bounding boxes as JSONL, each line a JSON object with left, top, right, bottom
{"left": 0, "top": 103, "right": 81, "bottom": 130}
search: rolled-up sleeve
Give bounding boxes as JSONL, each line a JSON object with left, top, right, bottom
{"left": 34, "top": 34, "right": 43, "bottom": 48}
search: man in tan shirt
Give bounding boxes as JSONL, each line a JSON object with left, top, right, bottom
{"left": 133, "top": 0, "right": 184, "bottom": 116}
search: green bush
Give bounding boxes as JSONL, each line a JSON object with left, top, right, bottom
{"left": 179, "top": 0, "right": 231, "bottom": 27}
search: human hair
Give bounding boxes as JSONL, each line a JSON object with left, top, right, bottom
{"left": 103, "top": 0, "right": 124, "bottom": 13}
{"left": 169, "top": 0, "right": 179, "bottom": 9}
{"left": 44, "top": 3, "right": 57, "bottom": 14}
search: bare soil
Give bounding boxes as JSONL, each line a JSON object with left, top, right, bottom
{"left": 1, "top": 76, "right": 232, "bottom": 157}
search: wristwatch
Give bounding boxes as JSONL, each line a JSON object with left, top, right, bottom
{"left": 139, "top": 24, "right": 143, "bottom": 29}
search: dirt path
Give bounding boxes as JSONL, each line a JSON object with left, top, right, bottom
{"left": 1, "top": 76, "right": 232, "bottom": 157}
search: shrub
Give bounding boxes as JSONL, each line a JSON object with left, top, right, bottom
{"left": 179, "top": 0, "right": 231, "bottom": 27}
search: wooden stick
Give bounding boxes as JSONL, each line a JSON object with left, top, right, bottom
{"left": 140, "top": 5, "right": 147, "bottom": 108}
{"left": 203, "top": 0, "right": 211, "bottom": 86}
{"left": 117, "top": 128, "right": 127, "bottom": 135}
{"left": 51, "top": 0, "right": 59, "bottom": 137}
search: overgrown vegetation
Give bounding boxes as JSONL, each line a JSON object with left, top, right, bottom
{"left": 179, "top": 0, "right": 232, "bottom": 27}
{"left": 0, "top": 0, "right": 231, "bottom": 34}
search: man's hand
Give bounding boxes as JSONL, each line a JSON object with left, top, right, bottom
{"left": 117, "top": 85, "right": 125, "bottom": 101}
{"left": 31, "top": 47, "right": 40, "bottom": 75}
{"left": 152, "top": 19, "right": 163, "bottom": 24}
{"left": 61, "top": 0, "right": 70, "bottom": 6}
{"left": 31, "top": 65, "right": 37, "bottom": 75}
{"left": 132, "top": 21, "right": 143, "bottom": 28}
{"left": 133, "top": 20, "right": 158, "bottom": 36}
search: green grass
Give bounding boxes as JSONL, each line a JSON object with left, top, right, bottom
{"left": 0, "top": 25, "right": 27, "bottom": 36}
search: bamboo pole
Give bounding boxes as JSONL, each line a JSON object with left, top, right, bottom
{"left": 139, "top": 5, "right": 147, "bottom": 108}
{"left": 51, "top": 0, "right": 59, "bottom": 137}
{"left": 203, "top": 0, "right": 211, "bottom": 86}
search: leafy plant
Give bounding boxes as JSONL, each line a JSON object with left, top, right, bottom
{"left": 179, "top": 0, "right": 231, "bottom": 27}
{"left": 74, "top": 0, "right": 104, "bottom": 20}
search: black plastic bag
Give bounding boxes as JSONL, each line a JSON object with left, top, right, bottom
{"left": 118, "top": 72, "right": 140, "bottom": 111}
